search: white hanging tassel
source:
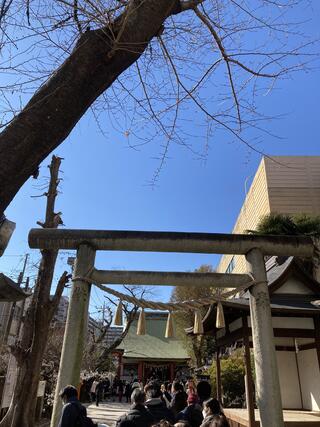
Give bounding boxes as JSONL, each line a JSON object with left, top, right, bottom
{"left": 137, "top": 308, "right": 146, "bottom": 335}
{"left": 114, "top": 300, "right": 123, "bottom": 326}
{"left": 165, "top": 311, "right": 175, "bottom": 338}
{"left": 193, "top": 310, "right": 204, "bottom": 335}
{"left": 216, "top": 301, "right": 225, "bottom": 329}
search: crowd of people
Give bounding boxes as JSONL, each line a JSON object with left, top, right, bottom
{"left": 116, "top": 378, "right": 230, "bottom": 427}
{"left": 58, "top": 377, "right": 230, "bottom": 427}
{"left": 79, "top": 375, "right": 140, "bottom": 406}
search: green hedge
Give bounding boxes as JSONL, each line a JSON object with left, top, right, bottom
{"left": 208, "top": 349, "right": 255, "bottom": 407}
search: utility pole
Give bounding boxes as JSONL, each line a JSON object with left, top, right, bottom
{"left": 101, "top": 301, "right": 106, "bottom": 325}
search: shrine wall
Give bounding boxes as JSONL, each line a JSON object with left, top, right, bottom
{"left": 276, "top": 351, "right": 302, "bottom": 409}
{"left": 297, "top": 348, "right": 320, "bottom": 411}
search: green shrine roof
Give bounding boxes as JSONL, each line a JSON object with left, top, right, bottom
{"left": 117, "top": 312, "right": 190, "bottom": 361}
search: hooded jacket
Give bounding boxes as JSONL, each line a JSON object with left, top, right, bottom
{"left": 116, "top": 404, "right": 154, "bottom": 427}
{"left": 169, "top": 390, "right": 188, "bottom": 417}
{"left": 176, "top": 404, "right": 203, "bottom": 427}
{"left": 58, "top": 396, "right": 87, "bottom": 427}
{"left": 145, "top": 397, "right": 175, "bottom": 423}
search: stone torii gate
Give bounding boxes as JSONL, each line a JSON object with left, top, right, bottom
{"left": 28, "top": 229, "right": 315, "bottom": 427}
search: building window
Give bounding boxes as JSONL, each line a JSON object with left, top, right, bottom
{"left": 226, "top": 256, "right": 235, "bottom": 274}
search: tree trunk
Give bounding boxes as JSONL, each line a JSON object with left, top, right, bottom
{"left": 95, "top": 309, "right": 137, "bottom": 370}
{"left": 0, "top": 157, "right": 69, "bottom": 427}
{"left": 0, "top": 0, "right": 180, "bottom": 215}
{"left": 192, "top": 336, "right": 204, "bottom": 369}
{"left": 6, "top": 322, "right": 51, "bottom": 427}
{"left": 0, "top": 251, "right": 58, "bottom": 427}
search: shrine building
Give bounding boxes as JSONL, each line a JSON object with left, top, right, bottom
{"left": 199, "top": 255, "right": 320, "bottom": 426}
{"left": 115, "top": 311, "right": 190, "bottom": 383}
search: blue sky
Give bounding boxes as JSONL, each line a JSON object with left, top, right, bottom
{"left": 1, "top": 1, "right": 320, "bottom": 318}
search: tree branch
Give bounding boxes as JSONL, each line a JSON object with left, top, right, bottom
{"left": 179, "top": 0, "right": 204, "bottom": 12}
{"left": 0, "top": 0, "right": 182, "bottom": 215}
{"left": 49, "top": 271, "right": 71, "bottom": 318}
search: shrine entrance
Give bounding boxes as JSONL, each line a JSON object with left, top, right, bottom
{"left": 144, "top": 363, "right": 171, "bottom": 382}
{"left": 28, "top": 228, "right": 315, "bottom": 427}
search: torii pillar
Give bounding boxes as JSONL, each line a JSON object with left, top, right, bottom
{"left": 246, "top": 248, "right": 284, "bottom": 427}
{"left": 50, "top": 244, "right": 95, "bottom": 427}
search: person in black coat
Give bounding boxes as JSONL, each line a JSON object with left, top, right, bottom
{"left": 169, "top": 381, "right": 188, "bottom": 418}
{"left": 95, "top": 380, "right": 104, "bottom": 406}
{"left": 176, "top": 393, "right": 203, "bottom": 427}
{"left": 116, "top": 388, "right": 154, "bottom": 427}
{"left": 125, "top": 381, "right": 132, "bottom": 403}
{"left": 144, "top": 381, "right": 175, "bottom": 423}
{"left": 196, "top": 381, "right": 211, "bottom": 406}
{"left": 58, "top": 385, "right": 91, "bottom": 427}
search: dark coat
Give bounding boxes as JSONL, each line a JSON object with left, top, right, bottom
{"left": 125, "top": 383, "right": 132, "bottom": 397}
{"left": 96, "top": 381, "right": 104, "bottom": 397}
{"left": 145, "top": 398, "right": 175, "bottom": 423}
{"left": 163, "top": 391, "right": 172, "bottom": 402}
{"left": 169, "top": 391, "right": 188, "bottom": 417}
{"left": 176, "top": 404, "right": 203, "bottom": 427}
{"left": 116, "top": 404, "right": 154, "bottom": 427}
{"left": 58, "top": 397, "right": 87, "bottom": 427}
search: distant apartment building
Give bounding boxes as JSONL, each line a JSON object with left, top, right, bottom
{"left": 0, "top": 302, "right": 12, "bottom": 342}
{"left": 0, "top": 291, "right": 105, "bottom": 343}
{"left": 87, "top": 316, "right": 102, "bottom": 336}
{"left": 0, "top": 302, "right": 17, "bottom": 344}
{"left": 104, "top": 326, "right": 123, "bottom": 346}
{"left": 51, "top": 296, "right": 101, "bottom": 336}
{"left": 52, "top": 295, "right": 69, "bottom": 327}
{"left": 218, "top": 156, "right": 320, "bottom": 274}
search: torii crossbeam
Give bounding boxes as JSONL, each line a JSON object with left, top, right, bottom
{"left": 28, "top": 228, "right": 315, "bottom": 427}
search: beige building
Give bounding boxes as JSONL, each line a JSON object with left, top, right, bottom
{"left": 218, "top": 156, "right": 320, "bottom": 274}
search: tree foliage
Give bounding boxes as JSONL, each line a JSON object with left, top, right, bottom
{"left": 247, "top": 212, "right": 320, "bottom": 279}
{"left": 171, "top": 264, "right": 216, "bottom": 368}
{"left": 208, "top": 349, "right": 254, "bottom": 407}
{"left": 0, "top": 0, "right": 317, "bottom": 213}
{"left": 247, "top": 213, "right": 320, "bottom": 236}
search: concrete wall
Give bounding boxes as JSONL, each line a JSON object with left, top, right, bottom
{"left": 276, "top": 351, "right": 302, "bottom": 409}
{"left": 297, "top": 348, "right": 320, "bottom": 411}
{"left": 266, "top": 156, "right": 320, "bottom": 215}
{"left": 218, "top": 159, "right": 270, "bottom": 274}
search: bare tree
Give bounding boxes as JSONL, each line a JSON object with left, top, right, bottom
{"left": 171, "top": 264, "right": 216, "bottom": 368}
{"left": 83, "top": 285, "right": 152, "bottom": 370}
{"left": 0, "top": 0, "right": 316, "bottom": 213}
{"left": 0, "top": 156, "right": 71, "bottom": 427}
{"left": 40, "top": 327, "right": 65, "bottom": 418}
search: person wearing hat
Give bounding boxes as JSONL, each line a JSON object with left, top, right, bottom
{"left": 175, "top": 394, "right": 203, "bottom": 427}
{"left": 58, "top": 385, "right": 94, "bottom": 427}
